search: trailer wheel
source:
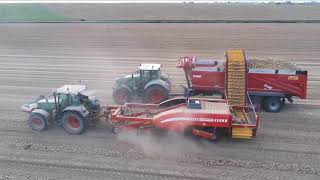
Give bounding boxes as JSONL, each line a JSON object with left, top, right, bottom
{"left": 62, "top": 111, "right": 86, "bottom": 134}
{"left": 144, "top": 85, "right": 169, "bottom": 103}
{"left": 28, "top": 113, "right": 48, "bottom": 131}
{"left": 113, "top": 87, "right": 132, "bottom": 105}
{"left": 263, "top": 97, "right": 284, "bottom": 113}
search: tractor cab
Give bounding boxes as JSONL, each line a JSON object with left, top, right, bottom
{"left": 54, "top": 85, "right": 87, "bottom": 114}
{"left": 53, "top": 85, "right": 100, "bottom": 115}
{"left": 139, "top": 64, "right": 161, "bottom": 82}
{"left": 113, "top": 63, "right": 171, "bottom": 104}
{"left": 21, "top": 84, "right": 100, "bottom": 134}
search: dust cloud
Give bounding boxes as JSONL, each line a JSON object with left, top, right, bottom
{"left": 116, "top": 130, "right": 211, "bottom": 158}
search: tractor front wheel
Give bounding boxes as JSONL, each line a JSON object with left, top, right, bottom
{"left": 62, "top": 112, "right": 87, "bottom": 134}
{"left": 28, "top": 113, "right": 48, "bottom": 131}
{"left": 113, "top": 87, "right": 132, "bottom": 105}
{"left": 144, "top": 85, "right": 169, "bottom": 104}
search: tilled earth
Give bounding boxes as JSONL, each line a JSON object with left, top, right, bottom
{"left": 0, "top": 23, "right": 319, "bottom": 180}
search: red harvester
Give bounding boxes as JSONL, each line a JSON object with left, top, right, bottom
{"left": 105, "top": 50, "right": 259, "bottom": 140}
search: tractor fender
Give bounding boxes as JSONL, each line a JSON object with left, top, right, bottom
{"left": 161, "top": 74, "right": 171, "bottom": 84}
{"left": 114, "top": 84, "right": 133, "bottom": 94}
{"left": 63, "top": 105, "right": 89, "bottom": 117}
{"left": 144, "top": 79, "right": 170, "bottom": 92}
{"left": 120, "top": 84, "right": 133, "bottom": 93}
{"left": 31, "top": 109, "right": 50, "bottom": 122}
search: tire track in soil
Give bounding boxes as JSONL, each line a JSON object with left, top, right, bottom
{"left": 0, "top": 160, "right": 213, "bottom": 180}
{"left": 1, "top": 114, "right": 320, "bottom": 147}
{"left": 0, "top": 149, "right": 318, "bottom": 177}
{"left": 0, "top": 126, "right": 319, "bottom": 173}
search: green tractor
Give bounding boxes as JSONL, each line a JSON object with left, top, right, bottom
{"left": 112, "top": 64, "right": 171, "bottom": 104}
{"left": 21, "top": 85, "right": 101, "bottom": 134}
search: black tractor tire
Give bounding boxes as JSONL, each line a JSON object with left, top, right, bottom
{"left": 263, "top": 96, "right": 284, "bottom": 113}
{"left": 28, "top": 113, "right": 48, "bottom": 131}
{"left": 112, "top": 87, "right": 132, "bottom": 105}
{"left": 144, "top": 85, "right": 169, "bottom": 104}
{"left": 62, "top": 111, "right": 87, "bottom": 135}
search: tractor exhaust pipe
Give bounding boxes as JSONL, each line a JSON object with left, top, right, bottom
{"left": 184, "top": 70, "right": 191, "bottom": 89}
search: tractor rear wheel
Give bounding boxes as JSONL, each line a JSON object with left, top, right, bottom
{"left": 144, "top": 85, "right": 169, "bottom": 103}
{"left": 28, "top": 113, "right": 48, "bottom": 131}
{"left": 113, "top": 87, "right": 132, "bottom": 104}
{"left": 263, "top": 96, "right": 284, "bottom": 113}
{"left": 62, "top": 111, "right": 87, "bottom": 134}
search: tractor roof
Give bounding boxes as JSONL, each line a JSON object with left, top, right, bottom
{"left": 139, "top": 64, "right": 161, "bottom": 71}
{"left": 56, "top": 85, "right": 87, "bottom": 95}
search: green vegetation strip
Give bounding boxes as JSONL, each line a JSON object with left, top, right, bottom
{"left": 0, "top": 4, "right": 68, "bottom": 22}
{"left": 0, "top": 4, "right": 319, "bottom": 23}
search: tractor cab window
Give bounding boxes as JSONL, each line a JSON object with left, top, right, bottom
{"left": 70, "top": 94, "right": 81, "bottom": 105}
{"left": 150, "top": 70, "right": 160, "bottom": 79}
{"left": 140, "top": 70, "right": 151, "bottom": 80}
{"left": 79, "top": 90, "right": 94, "bottom": 104}
{"left": 57, "top": 93, "right": 69, "bottom": 109}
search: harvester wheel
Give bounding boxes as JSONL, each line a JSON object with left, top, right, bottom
{"left": 113, "top": 87, "right": 132, "bottom": 105}
{"left": 263, "top": 96, "right": 283, "bottom": 113}
{"left": 144, "top": 85, "right": 169, "bottom": 103}
{"left": 62, "top": 111, "right": 87, "bottom": 134}
{"left": 111, "top": 126, "right": 121, "bottom": 134}
{"left": 204, "top": 127, "right": 224, "bottom": 141}
{"left": 28, "top": 113, "right": 48, "bottom": 131}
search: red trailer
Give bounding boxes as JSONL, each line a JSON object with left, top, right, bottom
{"left": 104, "top": 50, "right": 259, "bottom": 140}
{"left": 178, "top": 56, "right": 308, "bottom": 112}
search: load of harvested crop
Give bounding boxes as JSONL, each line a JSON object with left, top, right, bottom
{"left": 247, "top": 59, "right": 301, "bottom": 70}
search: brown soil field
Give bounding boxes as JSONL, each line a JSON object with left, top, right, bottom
{"left": 0, "top": 23, "right": 319, "bottom": 179}
{"left": 46, "top": 3, "right": 320, "bottom": 20}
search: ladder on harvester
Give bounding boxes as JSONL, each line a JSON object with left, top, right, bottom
{"left": 225, "top": 50, "right": 253, "bottom": 139}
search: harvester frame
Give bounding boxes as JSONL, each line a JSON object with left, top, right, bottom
{"left": 102, "top": 50, "right": 259, "bottom": 140}
{"left": 103, "top": 93, "right": 259, "bottom": 140}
